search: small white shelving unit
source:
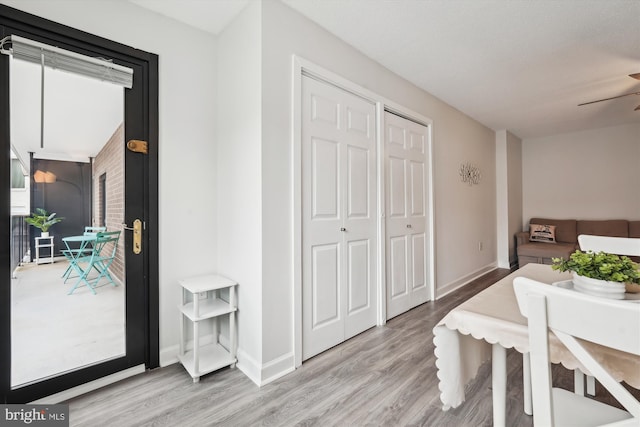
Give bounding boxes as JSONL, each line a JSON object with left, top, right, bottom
{"left": 178, "top": 274, "right": 237, "bottom": 383}
{"left": 35, "top": 236, "right": 54, "bottom": 265}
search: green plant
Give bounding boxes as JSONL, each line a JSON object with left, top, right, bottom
{"left": 552, "top": 250, "right": 640, "bottom": 284}
{"left": 24, "top": 208, "right": 64, "bottom": 232}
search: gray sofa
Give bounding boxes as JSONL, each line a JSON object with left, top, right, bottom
{"left": 516, "top": 218, "right": 640, "bottom": 267}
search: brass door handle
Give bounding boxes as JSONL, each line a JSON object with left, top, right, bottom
{"left": 122, "top": 219, "right": 142, "bottom": 254}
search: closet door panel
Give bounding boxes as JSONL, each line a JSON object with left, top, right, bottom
{"left": 385, "top": 112, "right": 430, "bottom": 319}
{"left": 302, "top": 75, "right": 377, "bottom": 360}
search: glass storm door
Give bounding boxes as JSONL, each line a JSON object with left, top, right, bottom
{"left": 0, "top": 8, "right": 157, "bottom": 403}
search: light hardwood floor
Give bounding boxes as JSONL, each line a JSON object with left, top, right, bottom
{"left": 65, "top": 268, "right": 621, "bottom": 426}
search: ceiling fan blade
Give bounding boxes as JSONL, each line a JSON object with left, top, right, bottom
{"left": 630, "top": 73, "right": 640, "bottom": 80}
{"left": 578, "top": 91, "right": 640, "bottom": 106}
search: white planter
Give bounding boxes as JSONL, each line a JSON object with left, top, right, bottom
{"left": 572, "top": 272, "right": 626, "bottom": 300}
{"left": 40, "top": 231, "right": 50, "bottom": 238}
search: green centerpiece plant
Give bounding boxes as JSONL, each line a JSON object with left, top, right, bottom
{"left": 552, "top": 250, "right": 640, "bottom": 298}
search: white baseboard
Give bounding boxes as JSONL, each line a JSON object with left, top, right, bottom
{"left": 235, "top": 348, "right": 295, "bottom": 387}
{"left": 435, "top": 262, "right": 497, "bottom": 299}
{"left": 236, "top": 348, "right": 261, "bottom": 386}
{"left": 30, "top": 365, "right": 145, "bottom": 404}
{"left": 160, "top": 344, "right": 179, "bottom": 367}
{"left": 260, "top": 353, "right": 295, "bottom": 386}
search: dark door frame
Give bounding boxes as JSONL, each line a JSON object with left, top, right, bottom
{"left": 0, "top": 4, "right": 159, "bottom": 403}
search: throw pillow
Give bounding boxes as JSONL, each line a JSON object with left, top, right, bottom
{"left": 529, "top": 224, "right": 556, "bottom": 243}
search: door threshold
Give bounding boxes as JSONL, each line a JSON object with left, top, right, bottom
{"left": 29, "top": 364, "right": 145, "bottom": 404}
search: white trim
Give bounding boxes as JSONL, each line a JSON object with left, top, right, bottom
{"left": 236, "top": 349, "right": 295, "bottom": 387}
{"left": 236, "top": 347, "right": 261, "bottom": 386}
{"left": 292, "top": 55, "right": 436, "bottom": 366}
{"left": 260, "top": 353, "right": 295, "bottom": 386}
{"left": 375, "top": 102, "right": 387, "bottom": 325}
{"left": 30, "top": 364, "right": 145, "bottom": 404}
{"left": 435, "top": 263, "right": 498, "bottom": 299}
{"left": 160, "top": 344, "right": 179, "bottom": 367}
{"left": 292, "top": 55, "right": 303, "bottom": 368}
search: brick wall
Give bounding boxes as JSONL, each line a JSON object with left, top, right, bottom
{"left": 93, "top": 122, "right": 124, "bottom": 284}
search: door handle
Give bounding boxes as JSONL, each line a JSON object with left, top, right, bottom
{"left": 340, "top": 227, "right": 347, "bottom": 232}
{"left": 406, "top": 224, "right": 412, "bottom": 229}
{"left": 122, "top": 219, "right": 142, "bottom": 254}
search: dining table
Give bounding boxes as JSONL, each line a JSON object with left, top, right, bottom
{"left": 433, "top": 263, "right": 640, "bottom": 427}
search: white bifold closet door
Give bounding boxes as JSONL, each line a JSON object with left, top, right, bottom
{"left": 385, "top": 111, "right": 430, "bottom": 319}
{"left": 302, "top": 75, "right": 377, "bottom": 360}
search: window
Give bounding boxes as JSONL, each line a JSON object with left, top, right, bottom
{"left": 99, "top": 173, "right": 106, "bottom": 227}
{"left": 11, "top": 159, "right": 26, "bottom": 189}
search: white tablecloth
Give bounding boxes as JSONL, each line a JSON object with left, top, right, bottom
{"left": 433, "top": 263, "right": 640, "bottom": 410}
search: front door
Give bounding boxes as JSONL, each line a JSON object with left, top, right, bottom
{"left": 301, "top": 75, "right": 377, "bottom": 360}
{"left": 0, "top": 7, "right": 158, "bottom": 403}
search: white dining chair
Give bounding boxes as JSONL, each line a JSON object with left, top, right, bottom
{"left": 576, "top": 234, "right": 640, "bottom": 395}
{"left": 578, "top": 235, "right": 640, "bottom": 257}
{"left": 514, "top": 277, "right": 640, "bottom": 427}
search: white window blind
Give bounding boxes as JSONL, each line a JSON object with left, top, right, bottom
{"left": 1, "top": 34, "right": 133, "bottom": 88}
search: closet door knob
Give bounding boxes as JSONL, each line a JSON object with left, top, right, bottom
{"left": 406, "top": 224, "right": 412, "bottom": 229}
{"left": 340, "top": 227, "right": 347, "bottom": 232}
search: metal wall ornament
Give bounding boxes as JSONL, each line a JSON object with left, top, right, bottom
{"left": 459, "top": 162, "right": 481, "bottom": 186}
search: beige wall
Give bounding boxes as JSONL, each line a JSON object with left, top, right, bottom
{"left": 522, "top": 123, "right": 640, "bottom": 224}
{"left": 216, "top": 1, "right": 264, "bottom": 382}
{"left": 496, "top": 130, "right": 523, "bottom": 268}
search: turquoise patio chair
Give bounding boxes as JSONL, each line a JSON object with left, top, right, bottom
{"left": 67, "top": 231, "right": 121, "bottom": 295}
{"left": 61, "top": 227, "right": 107, "bottom": 280}
{"left": 83, "top": 226, "right": 106, "bottom": 236}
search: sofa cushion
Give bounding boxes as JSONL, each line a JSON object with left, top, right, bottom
{"left": 577, "top": 220, "right": 629, "bottom": 238}
{"left": 530, "top": 218, "right": 577, "bottom": 244}
{"left": 529, "top": 224, "right": 556, "bottom": 243}
{"left": 517, "top": 241, "right": 576, "bottom": 260}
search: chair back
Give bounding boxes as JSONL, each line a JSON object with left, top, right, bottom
{"left": 578, "top": 234, "right": 640, "bottom": 257}
{"left": 514, "top": 277, "right": 640, "bottom": 425}
{"left": 93, "top": 231, "right": 120, "bottom": 258}
{"left": 84, "top": 226, "right": 107, "bottom": 237}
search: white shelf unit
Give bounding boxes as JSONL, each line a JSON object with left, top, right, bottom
{"left": 177, "top": 274, "right": 237, "bottom": 383}
{"left": 35, "top": 236, "right": 54, "bottom": 265}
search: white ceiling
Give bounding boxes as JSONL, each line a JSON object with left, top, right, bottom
{"left": 132, "top": 0, "right": 640, "bottom": 139}
{"left": 11, "top": 58, "right": 124, "bottom": 169}
{"left": 129, "top": 0, "right": 250, "bottom": 35}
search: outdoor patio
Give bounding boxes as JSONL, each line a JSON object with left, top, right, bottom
{"left": 11, "top": 259, "right": 125, "bottom": 386}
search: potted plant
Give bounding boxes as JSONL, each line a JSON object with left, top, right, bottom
{"left": 552, "top": 250, "right": 640, "bottom": 299}
{"left": 24, "top": 208, "right": 64, "bottom": 237}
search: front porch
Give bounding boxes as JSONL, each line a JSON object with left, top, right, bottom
{"left": 11, "top": 259, "right": 124, "bottom": 387}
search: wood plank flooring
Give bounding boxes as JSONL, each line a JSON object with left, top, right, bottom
{"left": 65, "top": 268, "right": 621, "bottom": 426}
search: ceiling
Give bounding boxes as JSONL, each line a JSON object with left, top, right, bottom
{"left": 129, "top": 0, "right": 250, "bottom": 34}
{"left": 11, "top": 58, "right": 123, "bottom": 170}
{"left": 131, "top": 0, "right": 640, "bottom": 139}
